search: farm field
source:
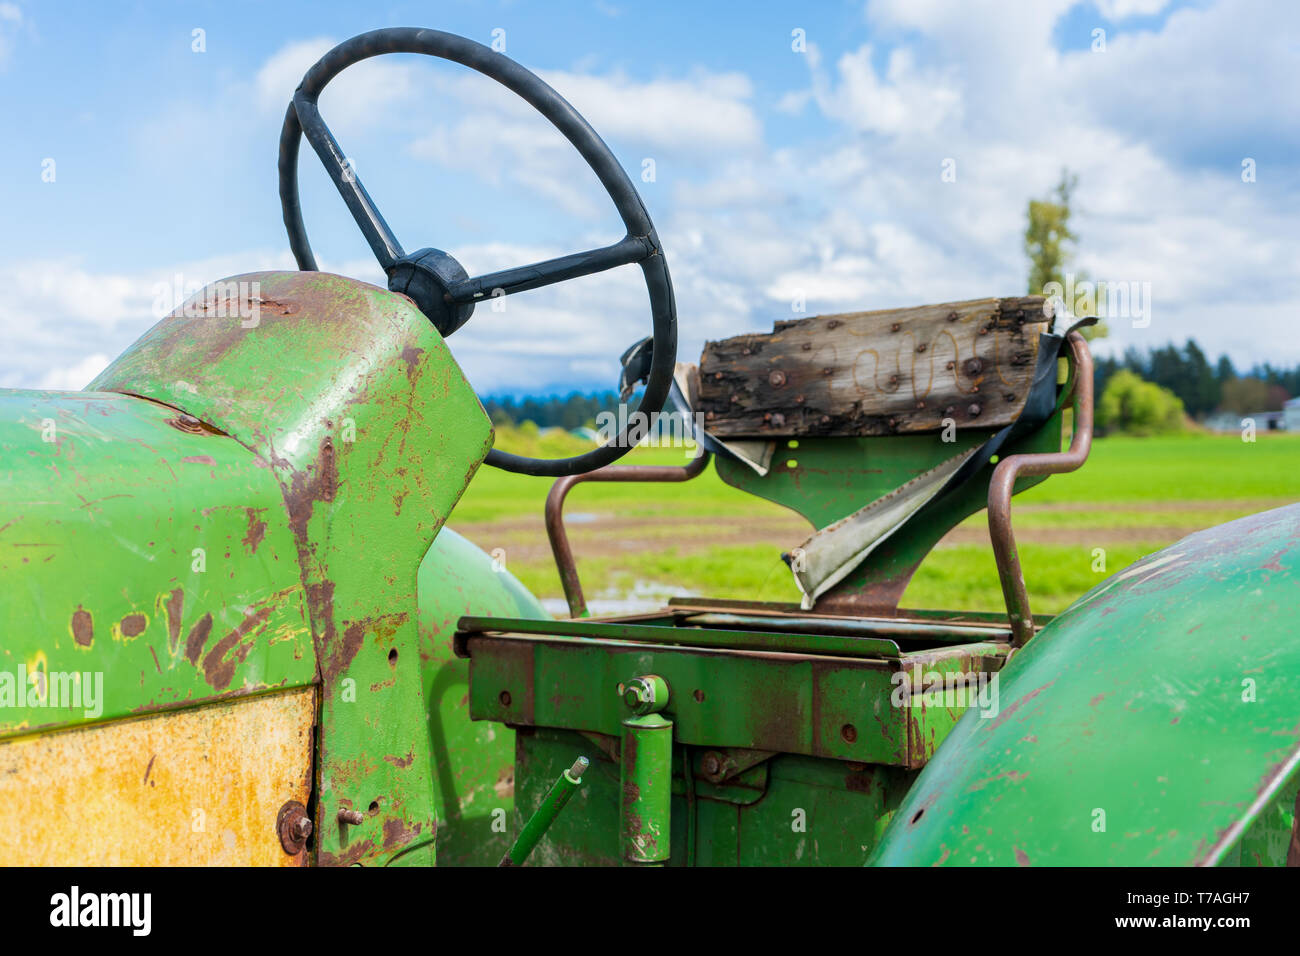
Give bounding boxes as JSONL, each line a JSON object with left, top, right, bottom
{"left": 447, "top": 430, "right": 1300, "bottom": 617}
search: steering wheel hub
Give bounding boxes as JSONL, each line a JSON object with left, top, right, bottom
{"left": 386, "top": 248, "right": 475, "bottom": 338}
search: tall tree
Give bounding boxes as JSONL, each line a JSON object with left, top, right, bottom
{"left": 1025, "top": 169, "right": 1107, "bottom": 340}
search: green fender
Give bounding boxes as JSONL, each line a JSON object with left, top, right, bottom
{"left": 416, "top": 526, "right": 548, "bottom": 866}
{"left": 871, "top": 503, "right": 1300, "bottom": 866}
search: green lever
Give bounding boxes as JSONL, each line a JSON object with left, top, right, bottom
{"left": 499, "top": 755, "right": 590, "bottom": 866}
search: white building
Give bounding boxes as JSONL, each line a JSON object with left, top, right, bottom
{"left": 1284, "top": 397, "right": 1300, "bottom": 432}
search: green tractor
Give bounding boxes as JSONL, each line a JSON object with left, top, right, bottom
{"left": 3, "top": 29, "right": 1296, "bottom": 868}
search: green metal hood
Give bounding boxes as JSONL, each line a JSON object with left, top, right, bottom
{"left": 871, "top": 503, "right": 1300, "bottom": 866}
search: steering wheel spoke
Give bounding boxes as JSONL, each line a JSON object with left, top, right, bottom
{"left": 446, "top": 234, "right": 654, "bottom": 305}
{"left": 293, "top": 91, "right": 405, "bottom": 271}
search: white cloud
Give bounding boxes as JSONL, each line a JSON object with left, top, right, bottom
{"left": 0, "top": 1, "right": 22, "bottom": 66}
{"left": 1096, "top": 0, "right": 1171, "bottom": 18}
{"left": 254, "top": 37, "right": 417, "bottom": 129}
{"left": 40, "top": 353, "right": 110, "bottom": 391}
{"left": 808, "top": 43, "right": 962, "bottom": 137}
{"left": 7, "top": 2, "right": 1297, "bottom": 396}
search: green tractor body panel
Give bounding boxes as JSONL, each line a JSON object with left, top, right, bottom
{"left": 0, "top": 270, "right": 548, "bottom": 866}
{"left": 0, "top": 388, "right": 316, "bottom": 733}
{"left": 417, "top": 526, "right": 548, "bottom": 865}
{"left": 870, "top": 503, "right": 1300, "bottom": 867}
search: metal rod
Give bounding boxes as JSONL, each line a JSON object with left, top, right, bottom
{"left": 988, "top": 332, "right": 1094, "bottom": 647}
{"left": 545, "top": 450, "right": 711, "bottom": 617}
{"left": 445, "top": 235, "right": 653, "bottom": 303}
{"left": 499, "top": 755, "right": 590, "bottom": 866}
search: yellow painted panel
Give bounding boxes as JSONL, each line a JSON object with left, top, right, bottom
{"left": 0, "top": 686, "right": 316, "bottom": 865}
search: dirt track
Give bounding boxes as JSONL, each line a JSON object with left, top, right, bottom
{"left": 451, "top": 499, "right": 1251, "bottom": 565}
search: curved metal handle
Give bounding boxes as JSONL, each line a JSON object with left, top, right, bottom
{"left": 988, "top": 331, "right": 1094, "bottom": 647}
{"left": 545, "top": 451, "right": 711, "bottom": 617}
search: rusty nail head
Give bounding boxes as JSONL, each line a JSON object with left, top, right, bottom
{"left": 947, "top": 311, "right": 959, "bottom": 322}
{"left": 968, "top": 403, "right": 982, "bottom": 417}
{"left": 769, "top": 370, "right": 787, "bottom": 387}
{"left": 964, "top": 358, "right": 983, "bottom": 376}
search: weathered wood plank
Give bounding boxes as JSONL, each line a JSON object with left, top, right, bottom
{"left": 696, "top": 296, "right": 1050, "bottom": 437}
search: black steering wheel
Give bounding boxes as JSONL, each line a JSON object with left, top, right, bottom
{"left": 278, "top": 28, "right": 677, "bottom": 477}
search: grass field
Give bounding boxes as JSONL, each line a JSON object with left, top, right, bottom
{"left": 448, "top": 428, "right": 1300, "bottom": 617}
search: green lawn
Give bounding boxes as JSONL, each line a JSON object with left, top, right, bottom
{"left": 449, "top": 431, "right": 1300, "bottom": 616}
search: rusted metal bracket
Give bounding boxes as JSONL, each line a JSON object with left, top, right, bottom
{"left": 545, "top": 450, "right": 712, "bottom": 617}
{"left": 988, "top": 331, "right": 1094, "bottom": 647}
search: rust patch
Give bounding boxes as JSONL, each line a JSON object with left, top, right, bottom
{"left": 384, "top": 750, "right": 415, "bottom": 769}
{"left": 181, "top": 455, "right": 217, "bottom": 465}
{"left": 1013, "top": 846, "right": 1031, "bottom": 866}
{"left": 400, "top": 345, "right": 424, "bottom": 381}
{"left": 242, "top": 508, "right": 267, "bottom": 555}
{"left": 986, "top": 680, "right": 1057, "bottom": 732}
{"left": 164, "top": 588, "right": 184, "bottom": 652}
{"left": 185, "top": 613, "right": 214, "bottom": 665}
{"left": 120, "top": 613, "right": 147, "bottom": 638}
{"left": 201, "top": 605, "right": 274, "bottom": 690}
{"left": 320, "top": 840, "right": 376, "bottom": 868}
{"left": 382, "top": 817, "right": 416, "bottom": 850}
{"left": 845, "top": 770, "right": 874, "bottom": 794}
{"left": 71, "top": 607, "right": 93, "bottom": 647}
{"left": 329, "top": 622, "right": 367, "bottom": 685}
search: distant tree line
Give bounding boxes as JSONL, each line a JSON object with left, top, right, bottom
{"left": 1095, "top": 340, "right": 1298, "bottom": 419}
{"left": 480, "top": 391, "right": 623, "bottom": 430}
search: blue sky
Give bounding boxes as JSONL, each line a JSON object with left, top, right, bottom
{"left": 1, "top": 0, "right": 1296, "bottom": 394}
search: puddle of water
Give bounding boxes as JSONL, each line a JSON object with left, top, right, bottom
{"left": 542, "top": 580, "right": 702, "bottom": 618}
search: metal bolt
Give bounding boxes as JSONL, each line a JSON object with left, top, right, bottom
{"left": 338, "top": 808, "right": 365, "bottom": 826}
{"left": 968, "top": 403, "right": 983, "bottom": 417}
{"left": 702, "top": 753, "right": 723, "bottom": 777}
{"left": 568, "top": 756, "right": 590, "bottom": 780}
{"left": 277, "top": 800, "right": 312, "bottom": 855}
{"left": 769, "top": 370, "right": 787, "bottom": 388}
{"left": 623, "top": 675, "right": 668, "bottom": 715}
